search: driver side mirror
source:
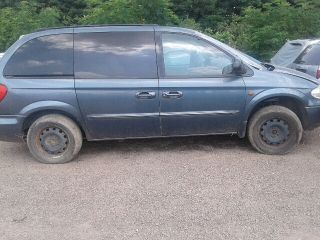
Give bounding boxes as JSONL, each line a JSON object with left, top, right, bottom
{"left": 223, "top": 58, "right": 247, "bottom": 75}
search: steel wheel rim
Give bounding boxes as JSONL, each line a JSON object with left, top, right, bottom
{"left": 260, "top": 118, "right": 290, "bottom": 145}
{"left": 39, "top": 127, "right": 69, "bottom": 155}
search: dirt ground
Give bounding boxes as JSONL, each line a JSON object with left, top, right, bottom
{"left": 1, "top": 129, "right": 320, "bottom": 240}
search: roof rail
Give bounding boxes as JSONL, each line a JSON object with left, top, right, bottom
{"left": 34, "top": 24, "right": 159, "bottom": 32}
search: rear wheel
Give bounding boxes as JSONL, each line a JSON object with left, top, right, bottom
{"left": 248, "top": 105, "right": 303, "bottom": 155}
{"left": 27, "top": 114, "right": 82, "bottom": 164}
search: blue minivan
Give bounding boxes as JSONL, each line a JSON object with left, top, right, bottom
{"left": 1, "top": 25, "right": 320, "bottom": 163}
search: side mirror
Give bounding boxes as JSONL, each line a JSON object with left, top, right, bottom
{"left": 223, "top": 59, "right": 247, "bottom": 75}
{"left": 232, "top": 59, "right": 247, "bottom": 75}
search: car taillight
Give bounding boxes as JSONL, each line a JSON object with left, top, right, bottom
{"left": 0, "top": 84, "right": 7, "bottom": 102}
{"left": 317, "top": 67, "right": 320, "bottom": 79}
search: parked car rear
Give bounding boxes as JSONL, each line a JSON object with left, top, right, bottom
{"left": 1, "top": 25, "right": 320, "bottom": 164}
{"left": 271, "top": 39, "right": 320, "bottom": 79}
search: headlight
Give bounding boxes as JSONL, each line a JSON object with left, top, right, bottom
{"left": 311, "top": 86, "right": 320, "bottom": 99}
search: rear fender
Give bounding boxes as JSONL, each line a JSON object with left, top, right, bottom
{"left": 19, "top": 101, "right": 90, "bottom": 138}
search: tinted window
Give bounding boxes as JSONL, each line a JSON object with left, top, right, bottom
{"left": 4, "top": 34, "right": 73, "bottom": 77}
{"left": 162, "top": 33, "right": 233, "bottom": 77}
{"left": 295, "top": 44, "right": 320, "bottom": 65}
{"left": 74, "top": 32, "right": 157, "bottom": 79}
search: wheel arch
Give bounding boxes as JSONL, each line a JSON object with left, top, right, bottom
{"left": 20, "top": 101, "right": 88, "bottom": 139}
{"left": 239, "top": 89, "right": 308, "bottom": 137}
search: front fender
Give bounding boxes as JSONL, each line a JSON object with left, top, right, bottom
{"left": 238, "top": 88, "right": 308, "bottom": 138}
{"left": 244, "top": 88, "right": 308, "bottom": 121}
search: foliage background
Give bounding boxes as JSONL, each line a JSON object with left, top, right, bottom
{"left": 0, "top": 0, "right": 319, "bottom": 60}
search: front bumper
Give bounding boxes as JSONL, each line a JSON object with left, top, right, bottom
{"left": 0, "top": 115, "right": 25, "bottom": 142}
{"left": 305, "top": 106, "right": 320, "bottom": 130}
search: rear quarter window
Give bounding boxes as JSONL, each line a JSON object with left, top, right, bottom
{"left": 294, "top": 44, "right": 320, "bottom": 65}
{"left": 4, "top": 34, "right": 73, "bottom": 77}
{"left": 74, "top": 31, "right": 157, "bottom": 79}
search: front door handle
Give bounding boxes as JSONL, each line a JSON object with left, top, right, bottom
{"left": 162, "top": 91, "right": 183, "bottom": 98}
{"left": 136, "top": 91, "right": 156, "bottom": 99}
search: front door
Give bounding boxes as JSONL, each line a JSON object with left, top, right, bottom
{"left": 74, "top": 28, "right": 160, "bottom": 140}
{"left": 158, "top": 32, "right": 246, "bottom": 136}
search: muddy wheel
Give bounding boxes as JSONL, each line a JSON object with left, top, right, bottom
{"left": 248, "top": 106, "right": 303, "bottom": 155}
{"left": 27, "top": 114, "right": 82, "bottom": 164}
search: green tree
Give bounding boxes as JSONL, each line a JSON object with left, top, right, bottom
{"left": 0, "top": 0, "right": 21, "bottom": 8}
{"left": 215, "top": 0, "right": 269, "bottom": 16}
{"left": 214, "top": 0, "right": 320, "bottom": 60}
{"left": 171, "top": 0, "right": 217, "bottom": 20}
{"left": 0, "top": 1, "right": 61, "bottom": 52}
{"left": 81, "top": 0, "right": 178, "bottom": 25}
{"left": 171, "top": 0, "right": 222, "bottom": 29}
{"left": 35, "top": 0, "right": 87, "bottom": 24}
{"left": 171, "top": 0, "right": 272, "bottom": 30}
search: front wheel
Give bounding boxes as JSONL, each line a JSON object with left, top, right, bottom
{"left": 248, "top": 106, "right": 303, "bottom": 155}
{"left": 27, "top": 114, "right": 83, "bottom": 164}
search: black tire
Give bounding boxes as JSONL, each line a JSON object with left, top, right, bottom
{"left": 27, "top": 114, "right": 82, "bottom": 164}
{"left": 248, "top": 105, "right": 303, "bottom": 155}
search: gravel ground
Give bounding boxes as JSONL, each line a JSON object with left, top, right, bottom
{"left": 1, "top": 129, "right": 320, "bottom": 240}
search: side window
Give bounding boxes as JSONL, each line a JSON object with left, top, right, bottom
{"left": 4, "top": 34, "right": 73, "bottom": 77}
{"left": 162, "top": 33, "right": 234, "bottom": 78}
{"left": 295, "top": 44, "right": 320, "bottom": 65}
{"left": 74, "top": 31, "right": 157, "bottom": 79}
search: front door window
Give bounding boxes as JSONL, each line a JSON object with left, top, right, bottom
{"left": 162, "top": 33, "right": 234, "bottom": 78}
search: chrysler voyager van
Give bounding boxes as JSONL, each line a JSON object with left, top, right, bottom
{"left": 1, "top": 25, "right": 320, "bottom": 164}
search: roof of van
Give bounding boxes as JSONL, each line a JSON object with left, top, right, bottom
{"left": 34, "top": 24, "right": 160, "bottom": 32}
{"left": 32, "top": 24, "right": 199, "bottom": 35}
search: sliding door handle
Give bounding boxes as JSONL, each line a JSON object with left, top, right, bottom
{"left": 162, "top": 91, "right": 183, "bottom": 98}
{"left": 136, "top": 91, "right": 156, "bottom": 99}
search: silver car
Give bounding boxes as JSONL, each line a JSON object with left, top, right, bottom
{"left": 271, "top": 39, "right": 320, "bottom": 79}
